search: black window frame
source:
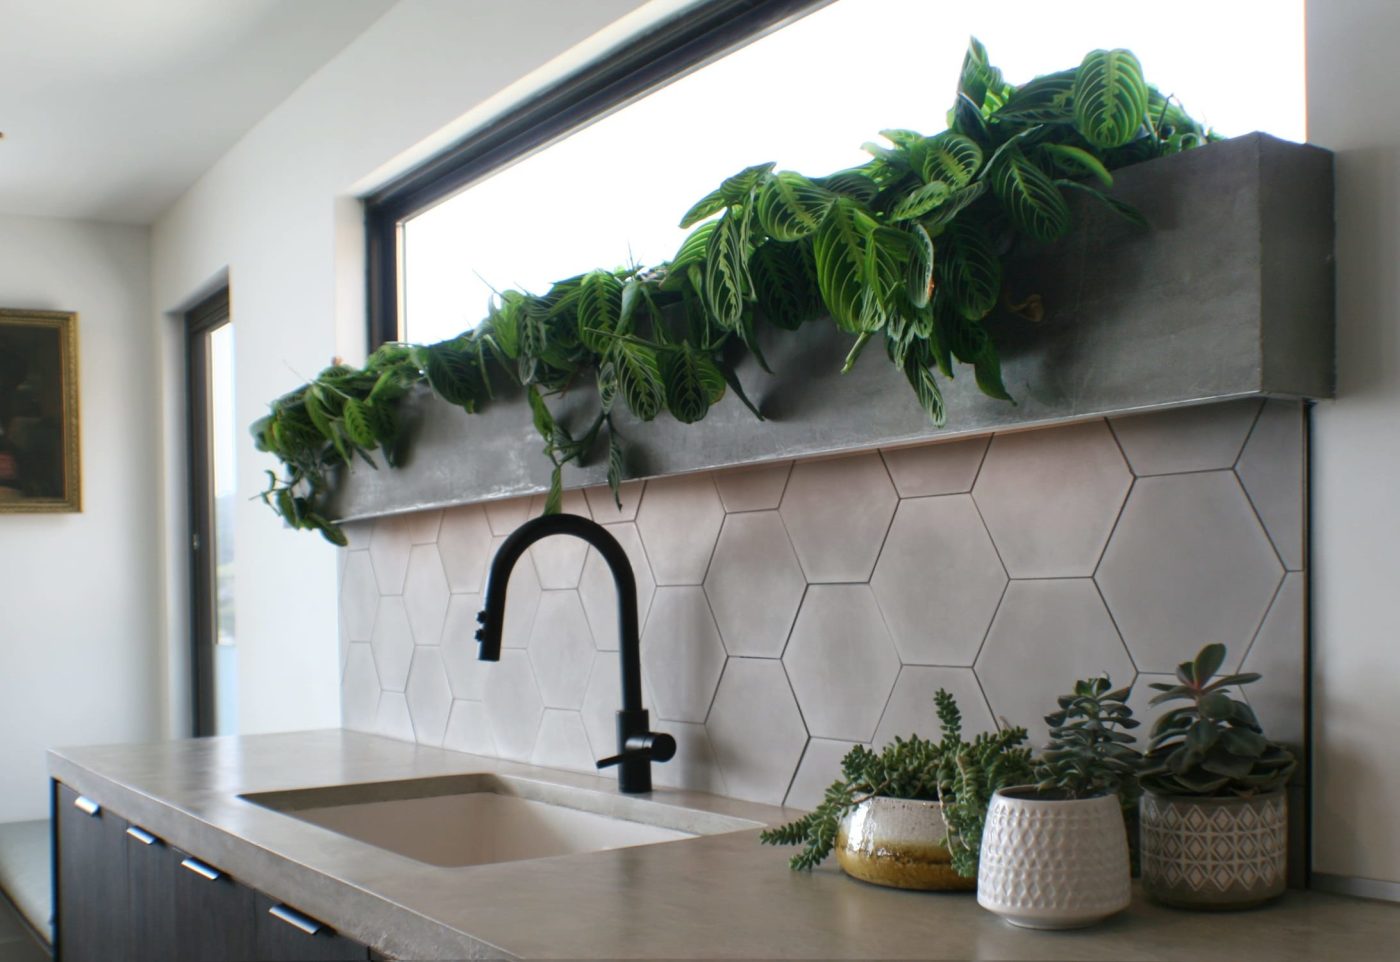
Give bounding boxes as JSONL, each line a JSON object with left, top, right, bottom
{"left": 363, "top": 0, "right": 832, "bottom": 349}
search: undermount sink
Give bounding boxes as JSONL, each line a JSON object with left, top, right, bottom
{"left": 241, "top": 773, "right": 760, "bottom": 868}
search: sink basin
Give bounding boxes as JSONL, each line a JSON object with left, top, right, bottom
{"left": 242, "top": 773, "right": 759, "bottom": 868}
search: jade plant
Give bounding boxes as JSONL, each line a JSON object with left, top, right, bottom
{"left": 252, "top": 40, "right": 1217, "bottom": 545}
{"left": 1139, "top": 643, "right": 1296, "bottom": 797}
{"left": 759, "top": 690, "right": 1032, "bottom": 877}
{"left": 1034, "top": 675, "right": 1141, "bottom": 801}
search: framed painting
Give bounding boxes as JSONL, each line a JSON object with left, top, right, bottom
{"left": 0, "top": 309, "right": 80, "bottom": 512}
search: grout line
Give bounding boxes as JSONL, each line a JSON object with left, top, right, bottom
{"left": 1092, "top": 576, "right": 1139, "bottom": 675}
{"left": 1091, "top": 473, "right": 1136, "bottom": 579}
{"left": 969, "top": 578, "right": 1011, "bottom": 669}
{"left": 1232, "top": 398, "right": 1269, "bottom": 470}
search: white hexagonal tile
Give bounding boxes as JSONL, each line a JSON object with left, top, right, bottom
{"left": 780, "top": 453, "right": 897, "bottom": 583}
{"left": 403, "top": 544, "right": 449, "bottom": 645}
{"left": 580, "top": 655, "right": 658, "bottom": 760}
{"left": 341, "top": 520, "right": 374, "bottom": 550}
{"left": 368, "top": 515, "right": 413, "bottom": 594}
{"left": 1096, "top": 471, "right": 1283, "bottom": 671}
{"left": 1109, "top": 398, "right": 1261, "bottom": 476}
{"left": 871, "top": 495, "right": 1007, "bottom": 666}
{"left": 340, "top": 551, "right": 377, "bottom": 643}
{"left": 1241, "top": 572, "right": 1305, "bottom": 753}
{"left": 370, "top": 596, "right": 414, "bottom": 692}
{"left": 442, "top": 699, "right": 496, "bottom": 757}
{"left": 1237, "top": 400, "right": 1305, "bottom": 570}
{"left": 707, "top": 658, "right": 809, "bottom": 805}
{"left": 527, "top": 590, "right": 597, "bottom": 709}
{"left": 482, "top": 648, "right": 546, "bottom": 761}
{"left": 635, "top": 473, "right": 724, "bottom": 585}
{"left": 484, "top": 495, "right": 530, "bottom": 536}
{"left": 641, "top": 587, "right": 727, "bottom": 724}
{"left": 341, "top": 643, "right": 380, "bottom": 732}
{"left": 584, "top": 480, "right": 644, "bottom": 523}
{"left": 714, "top": 461, "right": 792, "bottom": 513}
{"left": 438, "top": 503, "right": 494, "bottom": 593}
{"left": 975, "top": 579, "right": 1135, "bottom": 747}
{"left": 783, "top": 584, "right": 901, "bottom": 741}
{"left": 373, "top": 691, "right": 416, "bottom": 743}
{"left": 785, "top": 738, "right": 859, "bottom": 810}
{"left": 873, "top": 666, "right": 995, "bottom": 750}
{"left": 880, "top": 436, "right": 989, "bottom": 498}
{"left": 579, "top": 522, "right": 655, "bottom": 652}
{"left": 704, "top": 512, "right": 805, "bottom": 658}
{"left": 526, "top": 488, "right": 593, "bottom": 588}
{"left": 406, "top": 647, "right": 452, "bottom": 746}
{"left": 442, "top": 594, "right": 490, "bottom": 700}
{"left": 973, "top": 420, "right": 1132, "bottom": 577}
{"left": 488, "top": 534, "right": 542, "bottom": 648}
{"left": 531, "top": 709, "right": 597, "bottom": 773}
{"left": 651, "top": 721, "right": 727, "bottom": 795}
{"left": 406, "top": 510, "right": 444, "bottom": 544}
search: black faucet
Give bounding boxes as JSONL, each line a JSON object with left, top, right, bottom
{"left": 476, "top": 513, "right": 675, "bottom": 793}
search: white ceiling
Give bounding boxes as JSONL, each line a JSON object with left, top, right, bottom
{"left": 0, "top": 0, "right": 396, "bottom": 225}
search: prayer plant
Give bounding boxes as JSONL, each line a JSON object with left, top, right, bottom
{"left": 252, "top": 40, "right": 1216, "bottom": 544}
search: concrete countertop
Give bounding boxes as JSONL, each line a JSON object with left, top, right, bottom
{"left": 49, "top": 730, "right": 1399, "bottom": 960}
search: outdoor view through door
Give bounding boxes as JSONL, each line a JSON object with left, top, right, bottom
{"left": 187, "top": 291, "right": 238, "bottom": 736}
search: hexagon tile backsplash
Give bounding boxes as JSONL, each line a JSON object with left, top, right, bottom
{"left": 339, "top": 398, "right": 1306, "bottom": 813}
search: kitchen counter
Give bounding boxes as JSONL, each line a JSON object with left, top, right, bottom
{"left": 49, "top": 730, "right": 1399, "bottom": 960}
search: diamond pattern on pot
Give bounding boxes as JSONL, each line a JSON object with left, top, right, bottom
{"left": 871, "top": 495, "right": 1006, "bottom": 666}
{"left": 780, "top": 452, "right": 896, "bottom": 583}
{"left": 1097, "top": 471, "right": 1282, "bottom": 671}
{"left": 1140, "top": 794, "right": 1287, "bottom": 898}
{"left": 704, "top": 511, "right": 805, "bottom": 658}
{"left": 973, "top": 420, "right": 1131, "bottom": 578}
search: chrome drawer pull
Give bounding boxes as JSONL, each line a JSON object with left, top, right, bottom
{"left": 73, "top": 796, "right": 100, "bottom": 816}
{"left": 126, "top": 826, "right": 158, "bottom": 846}
{"left": 268, "top": 904, "right": 325, "bottom": 936}
{"left": 180, "top": 857, "right": 222, "bottom": 881}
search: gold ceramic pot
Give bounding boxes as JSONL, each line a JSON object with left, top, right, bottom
{"left": 1140, "top": 790, "right": 1287, "bottom": 909}
{"left": 835, "top": 796, "right": 975, "bottom": 891}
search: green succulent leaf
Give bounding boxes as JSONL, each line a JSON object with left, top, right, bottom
{"left": 1074, "top": 48, "right": 1149, "bottom": 148}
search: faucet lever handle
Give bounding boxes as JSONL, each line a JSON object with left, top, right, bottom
{"left": 596, "top": 732, "right": 676, "bottom": 770}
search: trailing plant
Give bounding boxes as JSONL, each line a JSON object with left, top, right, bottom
{"left": 758, "top": 690, "right": 1032, "bottom": 877}
{"left": 253, "top": 40, "right": 1217, "bottom": 544}
{"left": 1034, "top": 675, "right": 1141, "bottom": 801}
{"left": 1139, "top": 643, "right": 1296, "bottom": 797}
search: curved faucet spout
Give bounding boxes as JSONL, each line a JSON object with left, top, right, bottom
{"left": 476, "top": 512, "right": 668, "bottom": 792}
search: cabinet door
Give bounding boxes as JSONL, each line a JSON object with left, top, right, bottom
{"left": 254, "top": 893, "right": 370, "bottom": 961}
{"left": 56, "top": 782, "right": 130, "bottom": 962}
{"left": 172, "top": 853, "right": 256, "bottom": 962}
{"left": 124, "top": 823, "right": 177, "bottom": 962}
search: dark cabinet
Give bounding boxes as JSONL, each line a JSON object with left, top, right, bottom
{"left": 54, "top": 780, "right": 372, "bottom": 962}
{"left": 56, "top": 783, "right": 130, "bottom": 962}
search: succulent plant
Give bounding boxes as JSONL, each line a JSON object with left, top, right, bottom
{"left": 1034, "top": 675, "right": 1141, "bottom": 801}
{"left": 1139, "top": 643, "right": 1295, "bottom": 797}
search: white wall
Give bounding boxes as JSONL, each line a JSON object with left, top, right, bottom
{"left": 0, "top": 214, "right": 160, "bottom": 822}
{"left": 151, "top": 0, "right": 653, "bottom": 735}
{"left": 1307, "top": 0, "right": 1400, "bottom": 889}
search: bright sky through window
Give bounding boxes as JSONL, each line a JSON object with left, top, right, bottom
{"left": 402, "top": 0, "right": 1305, "bottom": 345}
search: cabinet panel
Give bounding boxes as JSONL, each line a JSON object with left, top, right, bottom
{"left": 56, "top": 782, "right": 130, "bottom": 962}
{"left": 124, "top": 824, "right": 177, "bottom": 962}
{"left": 172, "top": 855, "right": 256, "bottom": 962}
{"left": 254, "top": 893, "right": 370, "bottom": 961}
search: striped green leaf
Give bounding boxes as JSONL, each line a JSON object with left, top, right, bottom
{"left": 1074, "top": 49, "right": 1148, "bottom": 148}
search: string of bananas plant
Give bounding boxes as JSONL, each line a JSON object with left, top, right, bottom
{"left": 253, "top": 40, "right": 1215, "bottom": 544}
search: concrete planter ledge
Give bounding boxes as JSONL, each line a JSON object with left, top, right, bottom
{"left": 331, "top": 133, "right": 1334, "bottom": 522}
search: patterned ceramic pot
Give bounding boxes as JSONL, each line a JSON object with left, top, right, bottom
{"left": 835, "top": 797, "right": 976, "bottom": 891}
{"left": 1140, "top": 791, "right": 1287, "bottom": 909}
{"left": 977, "top": 788, "right": 1131, "bottom": 929}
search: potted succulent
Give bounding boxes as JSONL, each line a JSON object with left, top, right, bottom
{"left": 759, "top": 690, "right": 1032, "bottom": 890}
{"left": 977, "top": 676, "right": 1139, "bottom": 929}
{"left": 1138, "top": 643, "right": 1296, "bottom": 909}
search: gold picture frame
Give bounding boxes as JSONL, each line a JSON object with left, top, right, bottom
{"left": 0, "top": 308, "right": 81, "bottom": 512}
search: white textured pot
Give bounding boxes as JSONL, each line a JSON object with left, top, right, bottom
{"left": 835, "top": 797, "right": 975, "bottom": 891}
{"left": 977, "top": 787, "right": 1131, "bottom": 929}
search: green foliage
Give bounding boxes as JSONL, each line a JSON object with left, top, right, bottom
{"left": 254, "top": 40, "right": 1216, "bottom": 541}
{"left": 758, "top": 690, "right": 1032, "bottom": 877}
{"left": 1035, "top": 675, "right": 1141, "bottom": 801}
{"left": 1139, "top": 643, "right": 1296, "bottom": 797}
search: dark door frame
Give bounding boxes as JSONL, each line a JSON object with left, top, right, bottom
{"left": 184, "top": 289, "right": 231, "bottom": 737}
